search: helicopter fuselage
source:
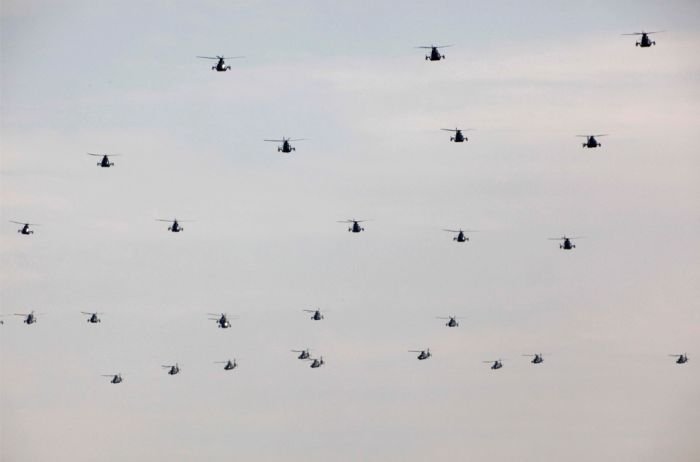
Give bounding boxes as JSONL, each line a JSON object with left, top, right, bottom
{"left": 583, "top": 137, "right": 601, "bottom": 148}
{"left": 169, "top": 221, "right": 183, "bottom": 232}
{"left": 447, "top": 318, "right": 458, "bottom": 327}
{"left": 426, "top": 48, "right": 444, "bottom": 61}
{"left": 451, "top": 131, "right": 466, "bottom": 142}
{"left": 560, "top": 239, "right": 575, "bottom": 250}
{"left": 19, "top": 225, "right": 33, "bottom": 235}
{"left": 278, "top": 141, "right": 295, "bottom": 153}
{"left": 99, "top": 156, "right": 114, "bottom": 167}
{"left": 491, "top": 362, "right": 503, "bottom": 370}
{"left": 349, "top": 222, "right": 364, "bottom": 233}
{"left": 454, "top": 232, "right": 468, "bottom": 242}
{"left": 214, "top": 59, "right": 232, "bottom": 72}
{"left": 637, "top": 34, "right": 655, "bottom": 47}
{"left": 87, "top": 314, "right": 101, "bottom": 323}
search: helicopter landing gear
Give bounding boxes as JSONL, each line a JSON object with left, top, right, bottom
{"left": 211, "top": 66, "right": 216, "bottom": 70}
{"left": 636, "top": 42, "right": 640, "bottom": 47}
{"left": 226, "top": 66, "right": 231, "bottom": 70}
{"left": 442, "top": 54, "right": 446, "bottom": 59}
{"left": 425, "top": 56, "right": 429, "bottom": 60}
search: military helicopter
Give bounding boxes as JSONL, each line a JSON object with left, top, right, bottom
{"left": 409, "top": 349, "right": 432, "bottom": 360}
{"left": 416, "top": 44, "right": 452, "bottom": 61}
{"left": 483, "top": 359, "right": 504, "bottom": 370}
{"left": 10, "top": 221, "right": 38, "bottom": 235}
{"left": 577, "top": 134, "right": 607, "bottom": 148}
{"left": 81, "top": 312, "right": 102, "bottom": 323}
{"left": 215, "top": 359, "right": 238, "bottom": 370}
{"left": 14, "top": 311, "right": 40, "bottom": 324}
{"left": 440, "top": 128, "right": 472, "bottom": 142}
{"left": 622, "top": 31, "right": 663, "bottom": 47}
{"left": 196, "top": 55, "right": 244, "bottom": 71}
{"left": 87, "top": 153, "right": 120, "bottom": 167}
{"left": 436, "top": 316, "right": 461, "bottom": 327}
{"left": 102, "top": 373, "right": 123, "bottom": 384}
{"left": 549, "top": 235, "right": 582, "bottom": 250}
{"left": 264, "top": 137, "right": 305, "bottom": 153}
{"left": 523, "top": 353, "right": 545, "bottom": 364}
{"left": 669, "top": 353, "right": 688, "bottom": 364}
{"left": 338, "top": 219, "right": 367, "bottom": 233}
{"left": 304, "top": 309, "right": 325, "bottom": 321}
{"left": 162, "top": 363, "right": 180, "bottom": 375}
{"left": 443, "top": 229, "right": 474, "bottom": 242}
{"left": 155, "top": 218, "right": 192, "bottom": 233}
{"left": 291, "top": 349, "right": 311, "bottom": 360}
{"left": 307, "top": 356, "right": 325, "bottom": 368}
{"left": 208, "top": 313, "right": 237, "bottom": 329}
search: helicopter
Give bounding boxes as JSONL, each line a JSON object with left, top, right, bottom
{"left": 416, "top": 44, "right": 452, "bottom": 61}
{"left": 436, "top": 316, "right": 461, "bottom": 327}
{"left": 622, "top": 31, "right": 663, "bottom": 47}
{"left": 81, "top": 312, "right": 102, "bottom": 323}
{"left": 440, "top": 128, "right": 472, "bottom": 142}
{"left": 483, "top": 359, "right": 504, "bottom": 370}
{"left": 409, "top": 349, "right": 432, "bottom": 360}
{"left": 14, "top": 311, "right": 40, "bottom": 325}
{"left": 338, "top": 219, "right": 366, "bottom": 233}
{"left": 10, "top": 221, "right": 38, "bottom": 235}
{"left": 162, "top": 363, "right": 180, "bottom": 375}
{"left": 291, "top": 349, "right": 311, "bottom": 360}
{"left": 155, "top": 218, "right": 191, "bottom": 233}
{"left": 102, "top": 373, "right": 123, "bottom": 384}
{"left": 208, "top": 313, "right": 236, "bottom": 329}
{"left": 669, "top": 353, "right": 688, "bottom": 364}
{"left": 523, "top": 353, "right": 545, "bottom": 364}
{"left": 304, "top": 309, "right": 324, "bottom": 321}
{"left": 215, "top": 359, "right": 238, "bottom": 370}
{"left": 307, "top": 356, "right": 325, "bottom": 368}
{"left": 196, "top": 55, "right": 244, "bottom": 72}
{"left": 549, "top": 236, "right": 581, "bottom": 250}
{"left": 443, "top": 229, "right": 473, "bottom": 242}
{"left": 577, "top": 134, "right": 607, "bottom": 148}
{"left": 264, "top": 137, "right": 305, "bottom": 153}
{"left": 87, "top": 153, "right": 120, "bottom": 167}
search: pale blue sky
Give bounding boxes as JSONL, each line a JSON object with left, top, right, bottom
{"left": 1, "top": 1, "right": 699, "bottom": 461}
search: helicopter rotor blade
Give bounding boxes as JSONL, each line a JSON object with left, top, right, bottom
{"left": 263, "top": 139, "right": 285, "bottom": 142}
{"left": 196, "top": 56, "right": 220, "bottom": 59}
{"left": 9, "top": 220, "right": 40, "bottom": 225}
{"left": 287, "top": 138, "right": 306, "bottom": 142}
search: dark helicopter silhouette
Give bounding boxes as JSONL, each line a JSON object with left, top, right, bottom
{"left": 549, "top": 236, "right": 582, "bottom": 250}
{"left": 409, "top": 349, "right": 432, "bottom": 360}
{"left": 10, "top": 221, "right": 38, "bottom": 235}
{"left": 156, "top": 218, "right": 192, "bottom": 233}
{"left": 208, "top": 313, "right": 237, "bottom": 329}
{"left": 577, "top": 134, "right": 607, "bottom": 148}
{"left": 669, "top": 353, "right": 688, "bottom": 364}
{"left": 264, "top": 137, "right": 305, "bottom": 153}
{"left": 162, "top": 363, "right": 180, "bottom": 375}
{"left": 82, "top": 312, "right": 102, "bottom": 324}
{"left": 416, "top": 44, "right": 452, "bottom": 61}
{"left": 304, "top": 309, "right": 325, "bottom": 321}
{"left": 440, "top": 128, "right": 472, "bottom": 142}
{"left": 622, "top": 31, "right": 663, "bottom": 47}
{"left": 291, "top": 349, "right": 311, "bottom": 360}
{"left": 196, "top": 55, "right": 244, "bottom": 72}
{"left": 15, "top": 311, "right": 40, "bottom": 324}
{"left": 436, "top": 316, "right": 461, "bottom": 327}
{"left": 102, "top": 373, "right": 123, "bottom": 384}
{"left": 87, "top": 153, "right": 120, "bottom": 167}
{"left": 523, "top": 353, "right": 545, "bottom": 364}
{"left": 484, "top": 359, "right": 504, "bottom": 370}
{"left": 339, "top": 219, "right": 367, "bottom": 233}
{"left": 215, "top": 359, "right": 238, "bottom": 371}
{"left": 443, "top": 229, "right": 475, "bottom": 242}
{"left": 307, "top": 356, "right": 325, "bottom": 368}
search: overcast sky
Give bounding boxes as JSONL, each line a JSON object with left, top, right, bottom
{"left": 2, "top": 1, "right": 699, "bottom": 461}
